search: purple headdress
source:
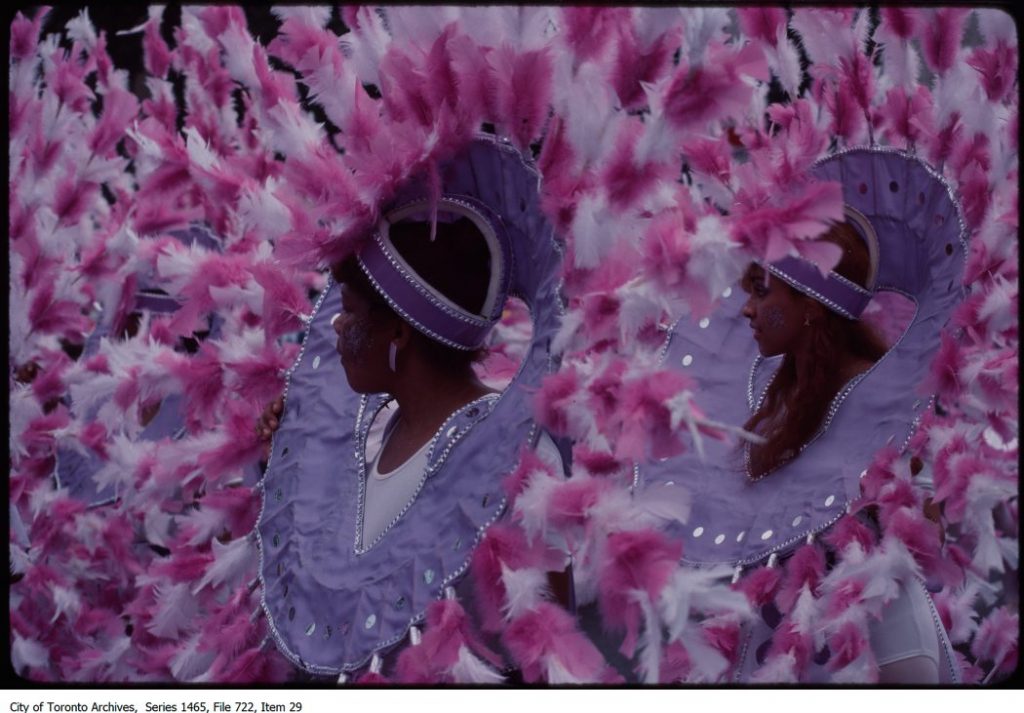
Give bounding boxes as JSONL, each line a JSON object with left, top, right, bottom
{"left": 257, "top": 135, "right": 565, "bottom": 676}
{"left": 765, "top": 205, "right": 880, "bottom": 320}
{"left": 357, "top": 195, "right": 514, "bottom": 350}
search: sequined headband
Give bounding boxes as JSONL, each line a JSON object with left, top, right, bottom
{"left": 765, "top": 205, "right": 879, "bottom": 320}
{"left": 356, "top": 196, "right": 512, "bottom": 350}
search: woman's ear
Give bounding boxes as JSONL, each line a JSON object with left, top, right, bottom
{"left": 393, "top": 319, "right": 413, "bottom": 350}
{"left": 804, "top": 298, "right": 827, "bottom": 325}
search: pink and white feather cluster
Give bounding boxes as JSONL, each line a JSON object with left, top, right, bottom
{"left": 8, "top": 6, "right": 1016, "bottom": 684}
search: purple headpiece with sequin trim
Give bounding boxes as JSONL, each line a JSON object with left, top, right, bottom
{"left": 357, "top": 195, "right": 513, "bottom": 350}
{"left": 766, "top": 206, "right": 880, "bottom": 320}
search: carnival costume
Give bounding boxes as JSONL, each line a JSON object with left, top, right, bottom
{"left": 257, "top": 136, "right": 565, "bottom": 677}
{"left": 641, "top": 148, "right": 967, "bottom": 681}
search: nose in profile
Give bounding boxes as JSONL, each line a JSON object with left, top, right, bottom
{"left": 741, "top": 299, "right": 755, "bottom": 320}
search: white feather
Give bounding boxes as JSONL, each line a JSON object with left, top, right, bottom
{"left": 549, "top": 309, "right": 585, "bottom": 357}
{"left": 147, "top": 582, "right": 200, "bottom": 639}
{"left": 9, "top": 384, "right": 43, "bottom": 461}
{"left": 12, "top": 636, "right": 50, "bottom": 673}
{"left": 500, "top": 564, "right": 549, "bottom": 620}
{"left": 748, "top": 650, "right": 799, "bottom": 683}
{"left": 271, "top": 6, "right": 331, "bottom": 27}
{"left": 50, "top": 584, "right": 82, "bottom": 624}
{"left": 341, "top": 7, "right": 391, "bottom": 87}
{"left": 570, "top": 193, "right": 616, "bottom": 269}
{"left": 170, "top": 633, "right": 218, "bottom": 681}
{"left": 143, "top": 507, "right": 176, "bottom": 549}
{"left": 545, "top": 656, "right": 588, "bottom": 684}
{"left": 208, "top": 282, "right": 264, "bottom": 315}
{"left": 450, "top": 646, "right": 506, "bottom": 684}
{"left": 772, "top": 26, "right": 803, "bottom": 98}
{"left": 634, "top": 589, "right": 663, "bottom": 684}
{"left": 680, "top": 8, "right": 730, "bottom": 65}
{"left": 64, "top": 8, "right": 98, "bottom": 50}
{"left": 679, "top": 625, "right": 731, "bottom": 682}
{"left": 192, "top": 536, "right": 257, "bottom": 594}
{"left": 215, "top": 20, "right": 259, "bottom": 88}
{"left": 512, "top": 470, "right": 560, "bottom": 542}
{"left": 975, "top": 9, "right": 1017, "bottom": 47}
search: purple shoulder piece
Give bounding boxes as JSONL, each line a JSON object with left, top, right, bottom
{"left": 642, "top": 148, "right": 968, "bottom": 567}
{"left": 257, "top": 137, "right": 565, "bottom": 675}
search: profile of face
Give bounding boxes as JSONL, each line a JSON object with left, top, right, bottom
{"left": 333, "top": 283, "right": 394, "bottom": 394}
{"left": 740, "top": 265, "right": 813, "bottom": 358}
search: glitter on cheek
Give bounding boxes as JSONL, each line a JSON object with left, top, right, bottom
{"left": 763, "top": 305, "right": 786, "bottom": 330}
{"left": 341, "top": 315, "right": 374, "bottom": 361}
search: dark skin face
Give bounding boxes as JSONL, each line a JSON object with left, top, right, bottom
{"left": 332, "top": 283, "right": 404, "bottom": 394}
{"left": 740, "top": 265, "right": 822, "bottom": 358}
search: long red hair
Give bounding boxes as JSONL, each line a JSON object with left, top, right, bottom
{"left": 743, "top": 222, "right": 889, "bottom": 478}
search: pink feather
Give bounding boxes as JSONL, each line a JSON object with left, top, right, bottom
{"left": 224, "top": 343, "right": 299, "bottom": 409}
{"left": 469, "top": 523, "right": 553, "bottom": 633}
{"left": 921, "top": 8, "right": 970, "bottom": 76}
{"left": 663, "top": 42, "right": 769, "bottom": 132}
{"left": 534, "top": 367, "right": 582, "bottom": 438}
{"left": 775, "top": 544, "right": 826, "bottom": 612}
{"left": 735, "top": 565, "right": 782, "bottom": 607}
{"left": 89, "top": 88, "right": 140, "bottom": 158}
{"left": 880, "top": 8, "right": 921, "bottom": 40}
{"left": 826, "top": 620, "right": 870, "bottom": 671}
{"left": 492, "top": 46, "right": 554, "bottom": 152}
{"left": 971, "top": 607, "right": 1018, "bottom": 673}
{"left": 503, "top": 602, "right": 607, "bottom": 683}
{"left": 967, "top": 42, "right": 1018, "bottom": 104}
{"left": 610, "top": 26, "right": 677, "bottom": 110}
{"left": 659, "top": 640, "right": 692, "bottom": 682}
{"left": 823, "top": 514, "right": 877, "bottom": 554}
{"left": 737, "top": 8, "right": 788, "bottom": 47}
{"left": 598, "top": 529, "right": 682, "bottom": 657}
{"left": 10, "top": 8, "right": 50, "bottom": 62}
{"left": 196, "top": 398, "right": 266, "bottom": 482}
{"left": 560, "top": 8, "right": 630, "bottom": 67}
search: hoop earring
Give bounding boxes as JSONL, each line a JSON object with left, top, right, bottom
{"left": 388, "top": 342, "right": 397, "bottom": 372}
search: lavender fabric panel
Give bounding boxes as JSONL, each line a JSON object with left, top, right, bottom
{"left": 258, "top": 135, "right": 564, "bottom": 674}
{"left": 642, "top": 148, "right": 967, "bottom": 566}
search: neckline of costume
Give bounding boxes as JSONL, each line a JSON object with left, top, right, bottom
{"left": 354, "top": 391, "right": 501, "bottom": 554}
{"left": 370, "top": 409, "right": 438, "bottom": 480}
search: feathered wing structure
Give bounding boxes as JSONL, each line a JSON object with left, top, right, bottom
{"left": 9, "top": 6, "right": 1015, "bottom": 684}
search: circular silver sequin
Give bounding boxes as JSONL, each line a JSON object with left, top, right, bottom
{"left": 364, "top": 614, "right": 376, "bottom": 630}
{"left": 699, "top": 317, "right": 710, "bottom": 329}
{"left": 395, "top": 596, "right": 405, "bottom": 610}
{"left": 273, "top": 533, "right": 280, "bottom": 547}
{"left": 454, "top": 537, "right": 462, "bottom": 549}
{"left": 791, "top": 516, "right": 803, "bottom": 527}
{"left": 692, "top": 526, "right": 704, "bottom": 538}
{"left": 760, "top": 529, "right": 773, "bottom": 540}
{"left": 481, "top": 494, "right": 490, "bottom": 507}
{"left": 275, "top": 489, "right": 283, "bottom": 502}
{"left": 913, "top": 400, "right": 921, "bottom": 409}
{"left": 736, "top": 531, "right": 746, "bottom": 543}
{"left": 424, "top": 569, "right": 435, "bottom": 584}
{"left": 825, "top": 495, "right": 836, "bottom": 507}
{"left": 305, "top": 623, "right": 316, "bottom": 636}
{"left": 324, "top": 625, "right": 332, "bottom": 639}
{"left": 682, "top": 354, "right": 694, "bottom": 367}
{"left": 664, "top": 481, "right": 675, "bottom": 486}
{"left": 446, "top": 426, "right": 457, "bottom": 438}
{"left": 722, "top": 287, "right": 733, "bottom": 298}
{"left": 714, "top": 534, "right": 725, "bottom": 545}
{"left": 288, "top": 606, "right": 295, "bottom": 621}
{"left": 860, "top": 469, "right": 868, "bottom": 479}
{"left": 466, "top": 407, "right": 479, "bottom": 418}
